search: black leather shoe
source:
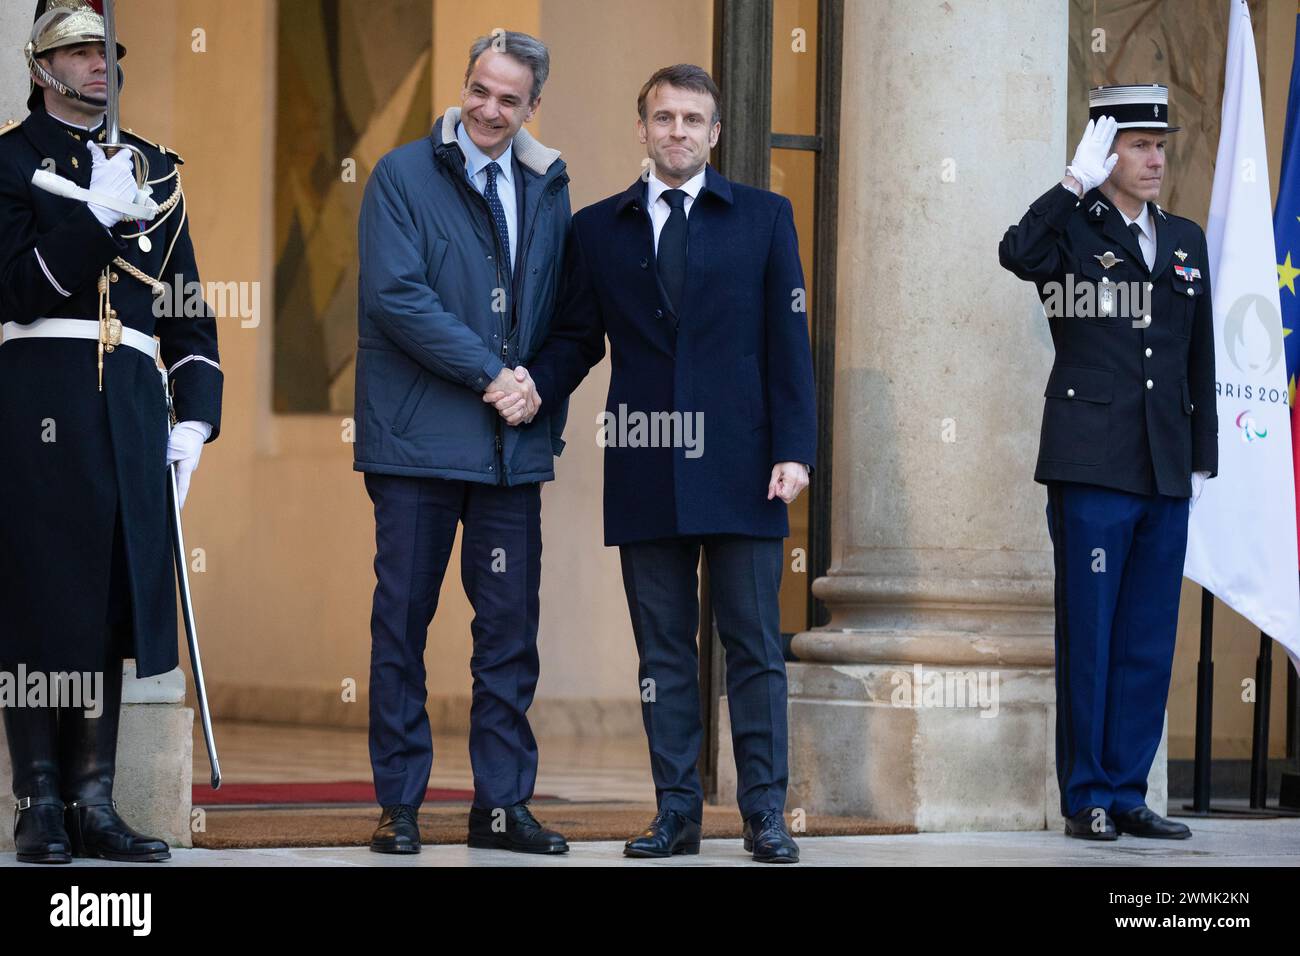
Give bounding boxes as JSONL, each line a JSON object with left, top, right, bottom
{"left": 743, "top": 809, "right": 799, "bottom": 863}
{"left": 468, "top": 803, "right": 568, "bottom": 854}
{"left": 1113, "top": 805, "right": 1192, "bottom": 840}
{"left": 4, "top": 703, "right": 71, "bottom": 863}
{"left": 370, "top": 804, "right": 421, "bottom": 854}
{"left": 1064, "top": 806, "right": 1118, "bottom": 840}
{"left": 624, "top": 808, "right": 701, "bottom": 858}
{"left": 65, "top": 800, "right": 171, "bottom": 862}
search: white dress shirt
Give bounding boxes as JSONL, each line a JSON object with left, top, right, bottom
{"left": 457, "top": 121, "right": 517, "bottom": 268}
{"left": 646, "top": 166, "right": 706, "bottom": 252}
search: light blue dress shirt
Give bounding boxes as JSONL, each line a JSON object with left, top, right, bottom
{"left": 456, "top": 121, "right": 517, "bottom": 269}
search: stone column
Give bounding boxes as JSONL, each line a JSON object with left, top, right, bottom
{"left": 0, "top": 10, "right": 194, "bottom": 852}
{"left": 777, "top": 0, "right": 1165, "bottom": 831}
{"left": 1, "top": 4, "right": 31, "bottom": 120}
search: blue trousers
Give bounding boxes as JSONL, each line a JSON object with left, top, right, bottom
{"left": 365, "top": 473, "right": 541, "bottom": 811}
{"left": 618, "top": 535, "right": 788, "bottom": 822}
{"left": 1045, "top": 482, "right": 1189, "bottom": 817}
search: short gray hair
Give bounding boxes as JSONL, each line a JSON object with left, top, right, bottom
{"left": 465, "top": 31, "right": 550, "bottom": 104}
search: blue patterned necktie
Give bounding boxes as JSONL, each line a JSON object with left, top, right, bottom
{"left": 484, "top": 161, "right": 512, "bottom": 284}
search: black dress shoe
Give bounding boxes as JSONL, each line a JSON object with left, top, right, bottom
{"left": 467, "top": 803, "right": 569, "bottom": 854}
{"left": 13, "top": 797, "right": 72, "bottom": 864}
{"left": 65, "top": 800, "right": 171, "bottom": 862}
{"left": 743, "top": 809, "right": 799, "bottom": 863}
{"left": 624, "top": 808, "right": 701, "bottom": 858}
{"left": 1064, "top": 806, "right": 1118, "bottom": 840}
{"left": 370, "top": 804, "right": 421, "bottom": 854}
{"left": 1113, "top": 805, "right": 1192, "bottom": 840}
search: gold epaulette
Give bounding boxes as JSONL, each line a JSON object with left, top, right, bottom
{"left": 121, "top": 127, "right": 184, "bottom": 164}
{"left": 0, "top": 119, "right": 19, "bottom": 137}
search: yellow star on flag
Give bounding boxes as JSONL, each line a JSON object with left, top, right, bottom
{"left": 1280, "top": 252, "right": 1300, "bottom": 295}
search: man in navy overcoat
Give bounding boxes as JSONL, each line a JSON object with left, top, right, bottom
{"left": 489, "top": 63, "right": 816, "bottom": 863}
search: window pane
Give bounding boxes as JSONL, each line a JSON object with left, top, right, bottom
{"left": 273, "top": 0, "right": 432, "bottom": 413}
{"left": 772, "top": 0, "right": 819, "bottom": 137}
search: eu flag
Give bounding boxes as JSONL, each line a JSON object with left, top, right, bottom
{"left": 1275, "top": 11, "right": 1300, "bottom": 565}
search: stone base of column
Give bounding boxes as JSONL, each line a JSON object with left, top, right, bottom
{"left": 0, "top": 664, "right": 194, "bottom": 852}
{"left": 714, "top": 664, "right": 1166, "bottom": 832}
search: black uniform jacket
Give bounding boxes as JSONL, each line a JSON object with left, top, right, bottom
{"left": 999, "top": 183, "right": 1217, "bottom": 498}
{"left": 0, "top": 104, "right": 221, "bottom": 677}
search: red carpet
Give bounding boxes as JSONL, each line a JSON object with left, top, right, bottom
{"left": 193, "top": 781, "right": 483, "bottom": 806}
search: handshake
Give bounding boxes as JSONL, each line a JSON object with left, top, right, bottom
{"left": 483, "top": 365, "right": 542, "bottom": 426}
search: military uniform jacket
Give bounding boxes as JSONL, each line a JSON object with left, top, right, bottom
{"left": 0, "top": 105, "right": 222, "bottom": 678}
{"left": 998, "top": 183, "right": 1218, "bottom": 498}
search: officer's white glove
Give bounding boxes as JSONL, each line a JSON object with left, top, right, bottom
{"left": 86, "top": 141, "right": 141, "bottom": 229}
{"left": 1066, "top": 116, "right": 1119, "bottom": 193}
{"left": 1190, "top": 470, "right": 1210, "bottom": 512}
{"left": 166, "top": 420, "right": 212, "bottom": 510}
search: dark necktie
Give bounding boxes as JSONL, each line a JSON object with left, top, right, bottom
{"left": 1128, "top": 221, "right": 1151, "bottom": 270}
{"left": 484, "top": 161, "right": 512, "bottom": 284}
{"left": 657, "top": 188, "right": 688, "bottom": 314}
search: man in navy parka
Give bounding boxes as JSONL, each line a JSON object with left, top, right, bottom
{"left": 354, "top": 30, "right": 571, "bottom": 856}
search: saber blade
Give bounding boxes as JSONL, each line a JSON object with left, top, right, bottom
{"left": 169, "top": 464, "right": 221, "bottom": 789}
{"left": 101, "top": 0, "right": 121, "bottom": 147}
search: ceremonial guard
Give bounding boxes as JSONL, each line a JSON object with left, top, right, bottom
{"left": 0, "top": 0, "right": 222, "bottom": 862}
{"left": 999, "top": 85, "right": 1216, "bottom": 840}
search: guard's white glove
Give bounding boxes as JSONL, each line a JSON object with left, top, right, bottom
{"left": 166, "top": 420, "right": 212, "bottom": 510}
{"left": 1066, "top": 116, "right": 1119, "bottom": 193}
{"left": 1190, "top": 470, "right": 1210, "bottom": 512}
{"left": 86, "top": 141, "right": 140, "bottom": 228}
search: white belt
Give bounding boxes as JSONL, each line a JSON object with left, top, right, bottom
{"left": 0, "top": 318, "right": 159, "bottom": 360}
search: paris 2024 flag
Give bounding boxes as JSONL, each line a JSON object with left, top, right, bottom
{"left": 1185, "top": 0, "right": 1300, "bottom": 671}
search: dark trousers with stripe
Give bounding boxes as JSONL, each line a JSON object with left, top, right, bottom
{"left": 618, "top": 534, "right": 788, "bottom": 822}
{"left": 365, "top": 473, "right": 542, "bottom": 811}
{"left": 1045, "top": 481, "right": 1189, "bottom": 817}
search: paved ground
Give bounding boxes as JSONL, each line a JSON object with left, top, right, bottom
{"left": 8, "top": 815, "right": 1296, "bottom": 867}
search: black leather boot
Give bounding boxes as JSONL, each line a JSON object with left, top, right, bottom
{"left": 2, "top": 702, "right": 71, "bottom": 864}
{"left": 59, "top": 661, "right": 170, "bottom": 862}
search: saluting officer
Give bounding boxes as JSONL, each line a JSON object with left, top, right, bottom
{"left": 0, "top": 0, "right": 222, "bottom": 863}
{"left": 999, "top": 85, "right": 1216, "bottom": 841}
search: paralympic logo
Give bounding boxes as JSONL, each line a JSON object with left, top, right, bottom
{"left": 1236, "top": 410, "right": 1268, "bottom": 443}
